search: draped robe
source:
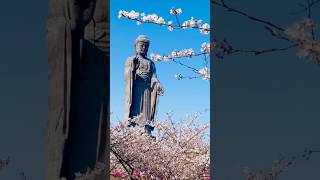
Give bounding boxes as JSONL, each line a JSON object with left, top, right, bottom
{"left": 124, "top": 55, "right": 160, "bottom": 127}
{"left": 47, "top": 0, "right": 109, "bottom": 179}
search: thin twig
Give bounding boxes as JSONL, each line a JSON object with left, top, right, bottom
{"left": 175, "top": 14, "right": 181, "bottom": 26}
{"left": 212, "top": 0, "right": 285, "bottom": 31}
{"left": 172, "top": 59, "right": 199, "bottom": 73}
{"left": 264, "top": 26, "right": 291, "bottom": 42}
{"left": 230, "top": 44, "right": 298, "bottom": 56}
{"left": 110, "top": 148, "right": 136, "bottom": 179}
{"left": 244, "top": 148, "right": 320, "bottom": 180}
{"left": 203, "top": 53, "right": 209, "bottom": 67}
{"left": 307, "top": 0, "right": 316, "bottom": 40}
{"left": 155, "top": 52, "right": 209, "bottom": 75}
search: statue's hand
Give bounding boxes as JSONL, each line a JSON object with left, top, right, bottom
{"left": 157, "top": 83, "right": 164, "bottom": 95}
{"left": 139, "top": 72, "right": 149, "bottom": 79}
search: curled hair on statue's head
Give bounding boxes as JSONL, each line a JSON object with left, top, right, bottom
{"left": 135, "top": 35, "right": 150, "bottom": 56}
{"left": 135, "top": 35, "right": 150, "bottom": 44}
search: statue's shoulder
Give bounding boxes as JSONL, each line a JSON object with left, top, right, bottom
{"left": 145, "top": 57, "right": 154, "bottom": 64}
{"left": 126, "top": 56, "right": 136, "bottom": 62}
{"left": 125, "top": 56, "right": 135, "bottom": 65}
{"left": 147, "top": 57, "right": 156, "bottom": 67}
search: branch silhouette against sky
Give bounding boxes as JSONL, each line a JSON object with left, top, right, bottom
{"left": 212, "top": 0, "right": 320, "bottom": 64}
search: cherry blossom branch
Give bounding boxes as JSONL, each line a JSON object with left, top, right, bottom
{"left": 294, "top": 0, "right": 320, "bottom": 40}
{"left": 172, "top": 59, "right": 199, "bottom": 72}
{"left": 243, "top": 148, "right": 320, "bottom": 180}
{"left": 110, "top": 112, "right": 210, "bottom": 179}
{"left": 110, "top": 147, "right": 136, "bottom": 179}
{"left": 215, "top": 40, "right": 299, "bottom": 58}
{"left": 213, "top": 0, "right": 320, "bottom": 64}
{"left": 174, "top": 13, "right": 181, "bottom": 26}
{"left": 118, "top": 8, "right": 210, "bottom": 81}
{"left": 151, "top": 42, "right": 211, "bottom": 80}
{"left": 118, "top": 8, "right": 210, "bottom": 34}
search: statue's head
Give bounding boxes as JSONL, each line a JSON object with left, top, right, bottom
{"left": 135, "top": 35, "right": 149, "bottom": 57}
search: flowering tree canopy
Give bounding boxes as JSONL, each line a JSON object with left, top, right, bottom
{"left": 110, "top": 112, "right": 210, "bottom": 179}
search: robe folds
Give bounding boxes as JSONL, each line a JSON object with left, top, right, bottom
{"left": 124, "top": 56, "right": 160, "bottom": 126}
{"left": 47, "top": 0, "right": 109, "bottom": 179}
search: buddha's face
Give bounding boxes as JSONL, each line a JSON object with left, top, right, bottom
{"left": 135, "top": 41, "right": 149, "bottom": 56}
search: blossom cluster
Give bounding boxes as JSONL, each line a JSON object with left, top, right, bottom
{"left": 284, "top": 17, "right": 320, "bottom": 62}
{"left": 0, "top": 157, "right": 10, "bottom": 171}
{"left": 181, "top": 17, "right": 210, "bottom": 34}
{"left": 201, "top": 42, "right": 211, "bottom": 53}
{"left": 140, "top": 13, "right": 165, "bottom": 25}
{"left": 284, "top": 17, "right": 314, "bottom": 42}
{"left": 150, "top": 43, "right": 211, "bottom": 80}
{"left": 199, "top": 23, "right": 210, "bottom": 34}
{"left": 110, "top": 112, "right": 210, "bottom": 179}
{"left": 118, "top": 8, "right": 210, "bottom": 34}
{"left": 150, "top": 43, "right": 210, "bottom": 62}
{"left": 212, "top": 39, "right": 233, "bottom": 59}
{"left": 198, "top": 67, "right": 210, "bottom": 80}
{"left": 174, "top": 73, "right": 183, "bottom": 80}
{"left": 169, "top": 8, "right": 182, "bottom": 15}
{"left": 174, "top": 68, "right": 210, "bottom": 81}
{"left": 118, "top": 10, "right": 139, "bottom": 19}
{"left": 150, "top": 48, "right": 196, "bottom": 62}
{"left": 72, "top": 162, "right": 106, "bottom": 180}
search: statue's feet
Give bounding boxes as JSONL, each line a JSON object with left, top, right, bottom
{"left": 142, "top": 125, "right": 156, "bottom": 140}
{"left": 125, "top": 120, "right": 131, "bottom": 127}
{"left": 125, "top": 118, "right": 137, "bottom": 127}
{"left": 140, "top": 131, "right": 156, "bottom": 140}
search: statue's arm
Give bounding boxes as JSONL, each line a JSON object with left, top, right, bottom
{"left": 151, "top": 62, "right": 159, "bottom": 83}
{"left": 151, "top": 62, "right": 164, "bottom": 95}
{"left": 124, "top": 57, "right": 133, "bottom": 82}
{"left": 124, "top": 57, "right": 134, "bottom": 121}
{"left": 124, "top": 57, "right": 135, "bottom": 103}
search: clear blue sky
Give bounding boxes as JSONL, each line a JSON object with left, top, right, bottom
{"left": 110, "top": 0, "right": 210, "bottom": 125}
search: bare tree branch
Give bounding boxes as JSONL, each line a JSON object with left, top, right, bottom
{"left": 243, "top": 148, "right": 320, "bottom": 180}
{"left": 110, "top": 147, "right": 136, "bottom": 180}
{"left": 211, "top": 0, "right": 285, "bottom": 31}
{"left": 230, "top": 44, "right": 299, "bottom": 56}
{"left": 264, "top": 26, "right": 291, "bottom": 42}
